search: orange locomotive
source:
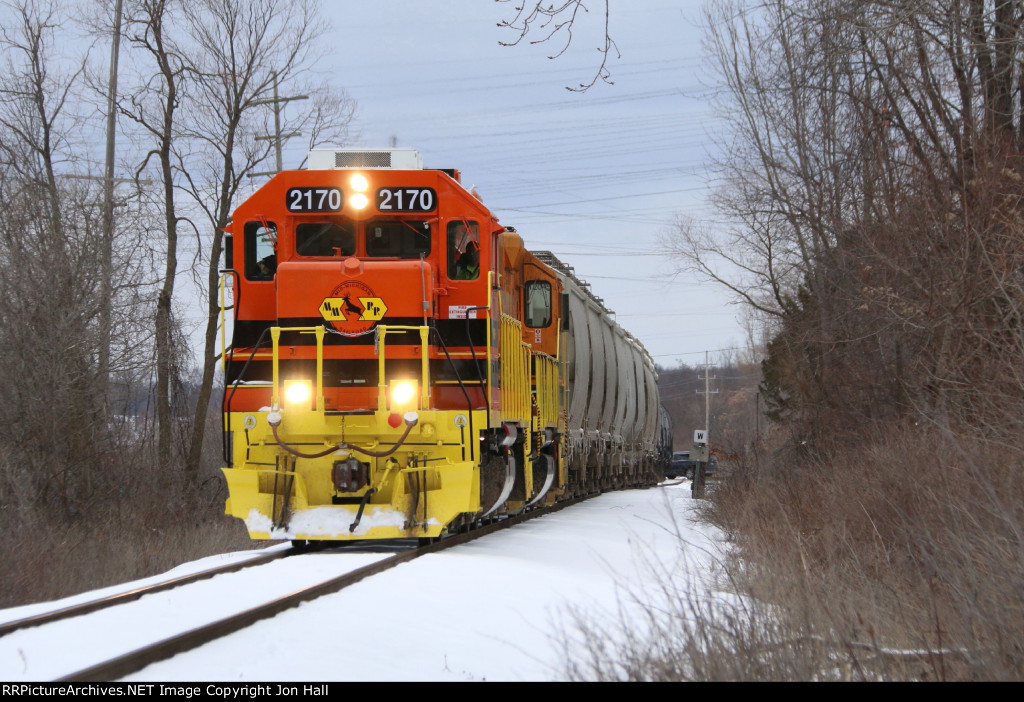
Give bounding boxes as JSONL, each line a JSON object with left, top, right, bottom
{"left": 220, "top": 148, "right": 660, "bottom": 541}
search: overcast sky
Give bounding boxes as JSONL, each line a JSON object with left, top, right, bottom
{"left": 260, "top": 1, "right": 747, "bottom": 368}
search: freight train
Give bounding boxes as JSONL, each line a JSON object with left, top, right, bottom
{"left": 219, "top": 148, "right": 668, "bottom": 541}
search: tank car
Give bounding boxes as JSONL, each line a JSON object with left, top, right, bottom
{"left": 219, "top": 148, "right": 661, "bottom": 541}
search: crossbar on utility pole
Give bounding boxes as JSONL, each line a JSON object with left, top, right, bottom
{"left": 249, "top": 71, "right": 308, "bottom": 177}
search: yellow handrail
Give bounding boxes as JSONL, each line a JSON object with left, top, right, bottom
{"left": 500, "top": 314, "right": 531, "bottom": 424}
{"left": 269, "top": 326, "right": 326, "bottom": 410}
{"left": 534, "top": 351, "right": 559, "bottom": 429}
{"left": 375, "top": 325, "right": 432, "bottom": 410}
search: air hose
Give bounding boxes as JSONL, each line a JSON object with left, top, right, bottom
{"left": 267, "top": 411, "right": 419, "bottom": 459}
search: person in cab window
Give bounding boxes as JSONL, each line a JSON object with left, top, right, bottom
{"left": 452, "top": 222, "right": 472, "bottom": 251}
{"left": 257, "top": 253, "right": 277, "bottom": 277}
{"left": 454, "top": 240, "right": 479, "bottom": 280}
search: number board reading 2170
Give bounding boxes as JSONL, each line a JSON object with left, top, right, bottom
{"left": 376, "top": 187, "right": 436, "bottom": 212}
{"left": 287, "top": 187, "right": 343, "bottom": 213}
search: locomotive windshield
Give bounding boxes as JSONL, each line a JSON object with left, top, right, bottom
{"left": 365, "top": 219, "right": 431, "bottom": 258}
{"left": 295, "top": 219, "right": 356, "bottom": 257}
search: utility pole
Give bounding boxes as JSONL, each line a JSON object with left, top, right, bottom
{"left": 251, "top": 72, "right": 308, "bottom": 177}
{"left": 696, "top": 350, "right": 719, "bottom": 438}
{"left": 98, "top": 0, "right": 124, "bottom": 409}
{"left": 692, "top": 351, "right": 718, "bottom": 499}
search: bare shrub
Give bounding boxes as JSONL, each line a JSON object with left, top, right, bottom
{"left": 700, "top": 426, "right": 1024, "bottom": 680}
{"left": 554, "top": 494, "right": 910, "bottom": 681}
{"left": 558, "top": 424, "right": 1024, "bottom": 681}
{"left": 0, "top": 415, "right": 253, "bottom": 609}
{"left": 0, "top": 498, "right": 252, "bottom": 609}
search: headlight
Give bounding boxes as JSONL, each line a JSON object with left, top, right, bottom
{"left": 389, "top": 379, "right": 417, "bottom": 409}
{"left": 283, "top": 379, "right": 312, "bottom": 406}
{"left": 350, "top": 173, "right": 368, "bottom": 192}
{"left": 350, "top": 193, "right": 369, "bottom": 210}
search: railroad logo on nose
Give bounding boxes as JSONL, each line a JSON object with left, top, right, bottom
{"left": 320, "top": 280, "right": 387, "bottom": 334}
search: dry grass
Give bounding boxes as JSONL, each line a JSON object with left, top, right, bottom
{"left": 715, "top": 428, "right": 1024, "bottom": 678}
{"left": 560, "top": 425, "right": 1024, "bottom": 681}
{"left": 0, "top": 470, "right": 256, "bottom": 610}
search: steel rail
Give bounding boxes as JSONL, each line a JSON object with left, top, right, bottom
{"left": 58, "top": 495, "right": 587, "bottom": 682}
{"left": 0, "top": 548, "right": 292, "bottom": 638}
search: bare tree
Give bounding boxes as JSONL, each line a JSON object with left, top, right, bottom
{"left": 118, "top": 0, "right": 193, "bottom": 473}
{"left": 0, "top": 0, "right": 143, "bottom": 511}
{"left": 672, "top": 0, "right": 1024, "bottom": 441}
{"left": 497, "top": 0, "right": 618, "bottom": 91}
{"left": 175, "top": 0, "right": 355, "bottom": 482}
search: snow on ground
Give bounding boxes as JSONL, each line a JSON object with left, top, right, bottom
{"left": 128, "top": 483, "right": 728, "bottom": 682}
{"left": 0, "top": 546, "right": 292, "bottom": 628}
{"left": 0, "top": 483, "right": 729, "bottom": 682}
{"left": 0, "top": 549, "right": 390, "bottom": 681}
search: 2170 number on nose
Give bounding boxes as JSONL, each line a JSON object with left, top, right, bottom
{"left": 286, "top": 187, "right": 343, "bottom": 212}
{"left": 376, "top": 187, "right": 436, "bottom": 212}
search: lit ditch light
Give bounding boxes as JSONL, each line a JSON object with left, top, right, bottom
{"left": 389, "top": 379, "right": 418, "bottom": 412}
{"left": 283, "top": 379, "right": 313, "bottom": 409}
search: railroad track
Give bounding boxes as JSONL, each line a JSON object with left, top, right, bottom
{"left": 0, "top": 547, "right": 294, "bottom": 640}
{"left": 0, "top": 537, "right": 420, "bottom": 642}
{"left": 9, "top": 496, "right": 585, "bottom": 682}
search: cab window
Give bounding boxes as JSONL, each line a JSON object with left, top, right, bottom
{"left": 365, "top": 219, "right": 431, "bottom": 258}
{"left": 296, "top": 219, "right": 356, "bottom": 257}
{"left": 244, "top": 221, "right": 277, "bottom": 281}
{"left": 448, "top": 220, "right": 480, "bottom": 280}
{"left": 524, "top": 280, "right": 552, "bottom": 328}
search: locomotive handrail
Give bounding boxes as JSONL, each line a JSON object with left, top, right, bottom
{"left": 222, "top": 326, "right": 272, "bottom": 464}
{"left": 485, "top": 270, "right": 495, "bottom": 419}
{"left": 218, "top": 270, "right": 240, "bottom": 373}
{"left": 466, "top": 275, "right": 493, "bottom": 435}
{"left": 375, "top": 325, "right": 431, "bottom": 410}
{"left": 500, "top": 314, "right": 532, "bottom": 425}
{"left": 269, "top": 325, "right": 326, "bottom": 410}
{"left": 533, "top": 350, "right": 559, "bottom": 431}
{"left": 428, "top": 326, "right": 477, "bottom": 463}
{"left": 473, "top": 319, "right": 492, "bottom": 436}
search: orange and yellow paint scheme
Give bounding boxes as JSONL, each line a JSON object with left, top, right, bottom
{"left": 220, "top": 150, "right": 563, "bottom": 541}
